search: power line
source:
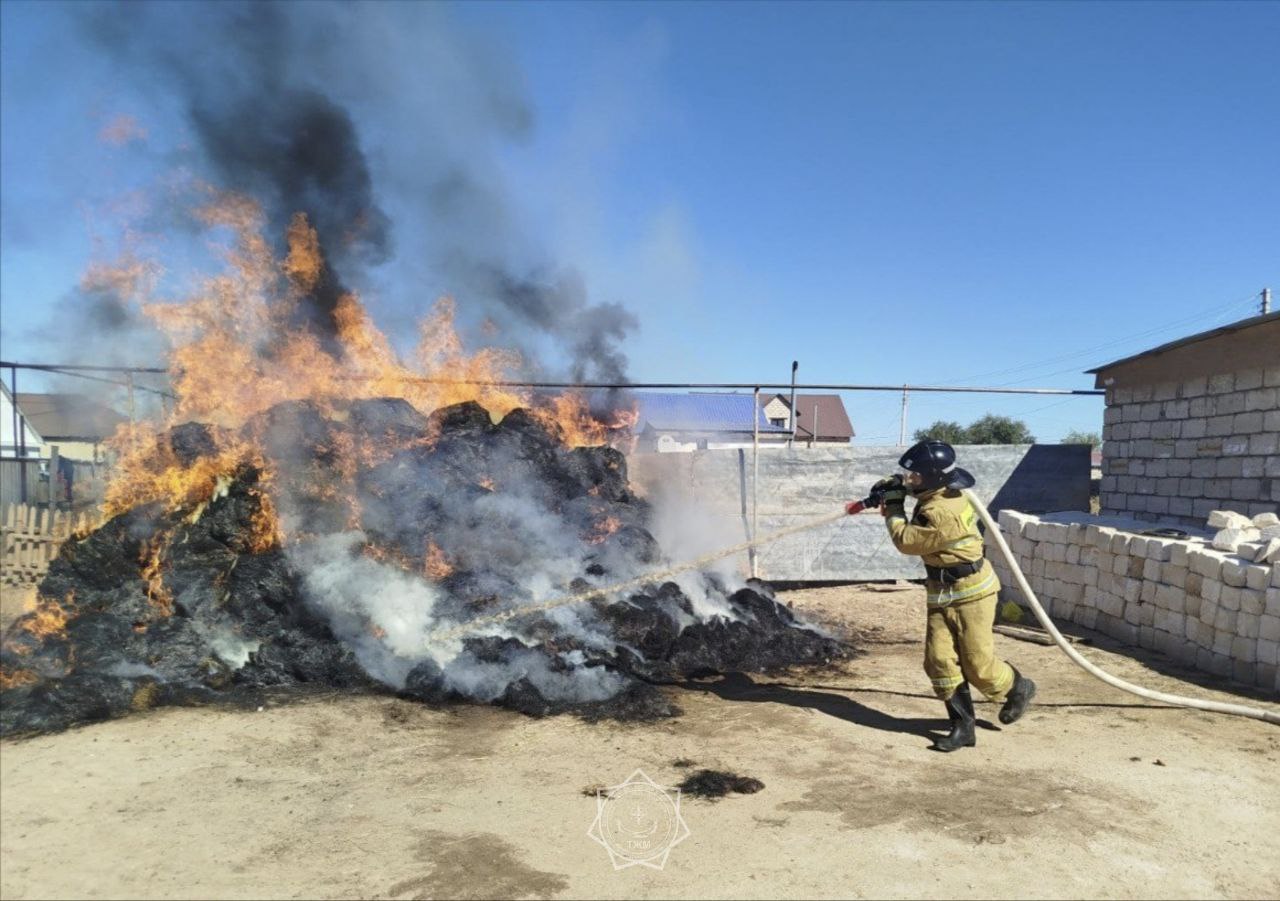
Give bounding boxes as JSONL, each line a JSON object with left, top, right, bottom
{"left": 936, "top": 291, "right": 1261, "bottom": 387}
{"left": 40, "top": 367, "right": 177, "bottom": 400}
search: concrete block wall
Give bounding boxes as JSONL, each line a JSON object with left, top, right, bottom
{"left": 626, "top": 444, "right": 1089, "bottom": 581}
{"left": 991, "top": 510, "right": 1279, "bottom": 694}
{"left": 1099, "top": 365, "right": 1280, "bottom": 527}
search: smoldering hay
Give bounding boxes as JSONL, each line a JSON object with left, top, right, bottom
{"left": 0, "top": 397, "right": 847, "bottom": 736}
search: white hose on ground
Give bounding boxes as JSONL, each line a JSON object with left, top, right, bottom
{"left": 963, "top": 488, "right": 1280, "bottom": 726}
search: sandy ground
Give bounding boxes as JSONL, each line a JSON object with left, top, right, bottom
{"left": 2, "top": 583, "right": 1279, "bottom": 900}
{"left": 0, "top": 586, "right": 36, "bottom": 626}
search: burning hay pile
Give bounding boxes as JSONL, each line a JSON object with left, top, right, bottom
{"left": 0, "top": 199, "right": 844, "bottom": 736}
{"left": 1, "top": 396, "right": 844, "bottom": 735}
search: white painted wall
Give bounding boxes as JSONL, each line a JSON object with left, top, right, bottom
{"left": 0, "top": 387, "right": 42, "bottom": 457}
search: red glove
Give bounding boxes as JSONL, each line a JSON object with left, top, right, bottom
{"left": 844, "top": 500, "right": 864, "bottom": 515}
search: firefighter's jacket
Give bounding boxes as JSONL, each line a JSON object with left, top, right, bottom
{"left": 884, "top": 487, "right": 1000, "bottom": 608}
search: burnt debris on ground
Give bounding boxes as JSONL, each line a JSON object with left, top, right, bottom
{"left": 1, "top": 398, "right": 847, "bottom": 736}
{"left": 677, "top": 769, "right": 766, "bottom": 800}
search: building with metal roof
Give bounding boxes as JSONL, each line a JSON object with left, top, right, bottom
{"left": 633, "top": 392, "right": 790, "bottom": 452}
{"left": 1087, "top": 310, "right": 1279, "bottom": 525}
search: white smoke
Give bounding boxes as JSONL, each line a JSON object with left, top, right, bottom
{"left": 289, "top": 532, "right": 447, "bottom": 687}
{"left": 288, "top": 528, "right": 640, "bottom": 703}
{"left": 644, "top": 476, "right": 746, "bottom": 622}
{"left": 442, "top": 647, "right": 625, "bottom": 703}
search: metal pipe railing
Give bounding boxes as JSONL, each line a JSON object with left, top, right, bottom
{"left": 0, "top": 362, "right": 1105, "bottom": 396}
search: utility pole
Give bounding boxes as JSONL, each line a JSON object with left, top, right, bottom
{"left": 1263, "top": 287, "right": 1272, "bottom": 315}
{"left": 899, "top": 385, "right": 909, "bottom": 446}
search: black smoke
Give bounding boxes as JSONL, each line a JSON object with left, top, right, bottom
{"left": 468, "top": 266, "right": 638, "bottom": 383}
{"left": 83, "top": 2, "right": 637, "bottom": 379}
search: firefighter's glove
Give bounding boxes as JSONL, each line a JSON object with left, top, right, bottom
{"left": 882, "top": 488, "right": 908, "bottom": 505}
{"left": 865, "top": 474, "right": 905, "bottom": 510}
{"left": 870, "top": 475, "right": 902, "bottom": 494}
{"left": 880, "top": 481, "right": 908, "bottom": 517}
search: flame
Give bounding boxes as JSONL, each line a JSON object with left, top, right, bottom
{"left": 608, "top": 406, "right": 640, "bottom": 431}
{"left": 283, "top": 212, "right": 324, "bottom": 290}
{"left": 14, "top": 593, "right": 73, "bottom": 642}
{"left": 247, "top": 486, "right": 283, "bottom": 553}
{"left": 586, "top": 516, "right": 622, "bottom": 545}
{"left": 0, "top": 667, "right": 39, "bottom": 690}
{"left": 478, "top": 477, "right": 495, "bottom": 491}
{"left": 97, "top": 191, "right": 636, "bottom": 557}
{"left": 104, "top": 429, "right": 261, "bottom": 520}
{"left": 361, "top": 542, "right": 415, "bottom": 572}
{"left": 424, "top": 541, "right": 454, "bottom": 580}
{"left": 140, "top": 533, "right": 174, "bottom": 617}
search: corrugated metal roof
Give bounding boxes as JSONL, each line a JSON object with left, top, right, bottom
{"left": 14, "top": 393, "right": 127, "bottom": 441}
{"left": 635, "top": 392, "right": 789, "bottom": 434}
{"left": 1085, "top": 310, "right": 1280, "bottom": 375}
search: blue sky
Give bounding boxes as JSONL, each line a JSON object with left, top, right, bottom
{"left": 2, "top": 1, "right": 1277, "bottom": 443}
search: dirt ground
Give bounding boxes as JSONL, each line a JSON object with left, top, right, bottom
{"left": 0, "top": 586, "right": 36, "bottom": 627}
{"left": 2, "top": 583, "right": 1279, "bottom": 900}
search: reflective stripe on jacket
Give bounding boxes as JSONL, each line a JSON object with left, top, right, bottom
{"left": 884, "top": 487, "right": 1001, "bottom": 608}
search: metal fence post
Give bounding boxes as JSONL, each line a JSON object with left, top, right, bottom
{"left": 751, "top": 386, "right": 759, "bottom": 579}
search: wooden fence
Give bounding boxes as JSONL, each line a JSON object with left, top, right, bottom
{"left": 1, "top": 503, "right": 102, "bottom": 587}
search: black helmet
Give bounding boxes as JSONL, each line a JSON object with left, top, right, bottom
{"left": 899, "top": 440, "right": 976, "bottom": 492}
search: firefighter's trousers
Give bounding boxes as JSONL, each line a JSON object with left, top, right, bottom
{"left": 924, "top": 591, "right": 1016, "bottom": 702}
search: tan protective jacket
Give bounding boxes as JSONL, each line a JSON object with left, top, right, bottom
{"left": 885, "top": 487, "right": 1000, "bottom": 607}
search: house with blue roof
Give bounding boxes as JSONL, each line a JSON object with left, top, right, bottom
{"left": 631, "top": 392, "right": 792, "bottom": 452}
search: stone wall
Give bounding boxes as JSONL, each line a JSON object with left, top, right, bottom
{"left": 992, "top": 510, "right": 1279, "bottom": 694}
{"left": 1100, "top": 365, "right": 1280, "bottom": 526}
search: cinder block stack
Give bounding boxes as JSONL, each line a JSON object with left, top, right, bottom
{"left": 992, "top": 509, "right": 1279, "bottom": 694}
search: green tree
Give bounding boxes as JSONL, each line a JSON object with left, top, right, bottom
{"left": 913, "top": 420, "right": 968, "bottom": 444}
{"left": 964, "top": 414, "right": 1035, "bottom": 444}
{"left": 1061, "top": 429, "right": 1101, "bottom": 448}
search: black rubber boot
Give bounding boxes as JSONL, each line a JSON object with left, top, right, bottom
{"left": 999, "top": 666, "right": 1037, "bottom": 725}
{"left": 932, "top": 683, "right": 976, "bottom": 752}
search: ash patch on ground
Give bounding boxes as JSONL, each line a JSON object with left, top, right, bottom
{"left": 1, "top": 399, "right": 848, "bottom": 736}
{"left": 677, "top": 769, "right": 766, "bottom": 800}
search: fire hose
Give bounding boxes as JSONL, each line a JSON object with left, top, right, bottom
{"left": 960, "top": 488, "right": 1280, "bottom": 726}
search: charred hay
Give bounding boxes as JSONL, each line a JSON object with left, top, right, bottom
{"left": 1, "top": 399, "right": 846, "bottom": 736}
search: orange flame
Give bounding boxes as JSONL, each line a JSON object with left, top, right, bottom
{"left": 586, "top": 516, "right": 623, "bottom": 545}
{"left": 99, "top": 192, "right": 636, "bottom": 551}
{"left": 424, "top": 541, "right": 454, "bottom": 580}
{"left": 11, "top": 592, "right": 74, "bottom": 644}
{"left": 0, "top": 667, "right": 39, "bottom": 690}
{"left": 361, "top": 542, "right": 415, "bottom": 573}
{"left": 247, "top": 486, "right": 283, "bottom": 553}
{"left": 140, "top": 534, "right": 174, "bottom": 617}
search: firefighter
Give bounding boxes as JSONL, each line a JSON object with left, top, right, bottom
{"left": 870, "top": 440, "right": 1036, "bottom": 751}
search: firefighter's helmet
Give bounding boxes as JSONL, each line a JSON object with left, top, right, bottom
{"left": 899, "top": 440, "right": 975, "bottom": 491}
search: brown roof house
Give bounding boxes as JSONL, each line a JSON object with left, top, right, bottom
{"left": 759, "top": 393, "right": 854, "bottom": 444}
{"left": 1087, "top": 311, "right": 1280, "bottom": 526}
{"left": 12, "top": 392, "right": 127, "bottom": 463}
